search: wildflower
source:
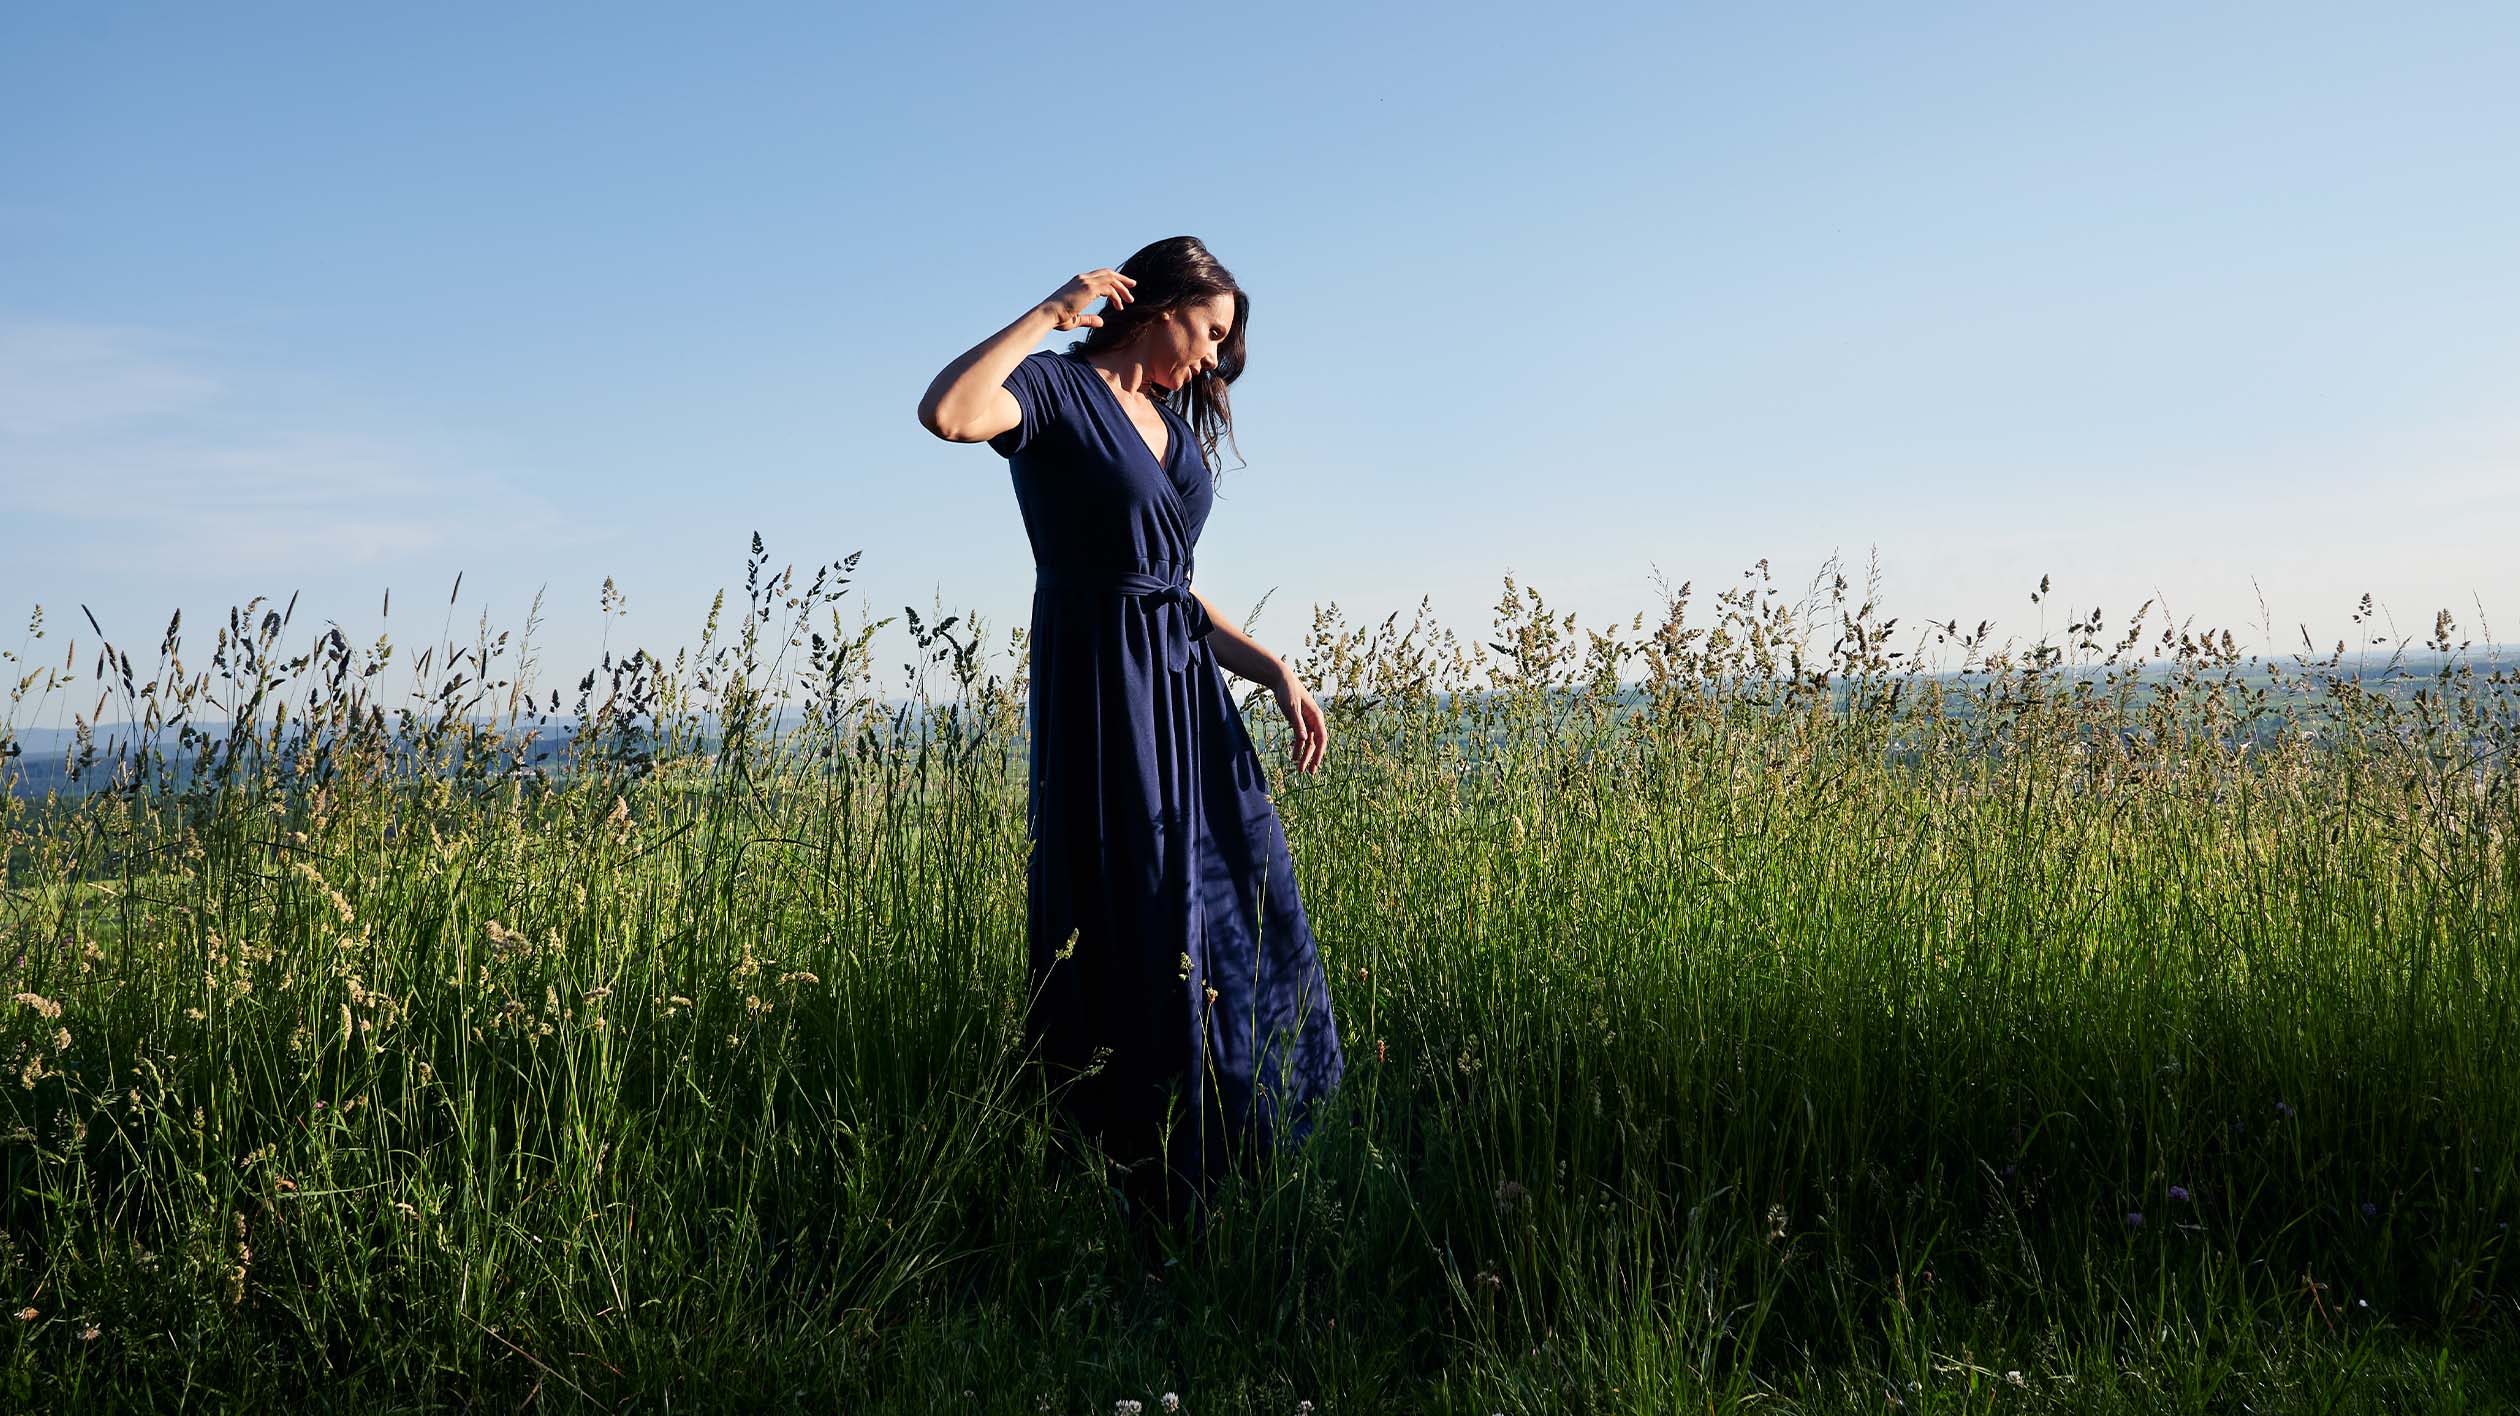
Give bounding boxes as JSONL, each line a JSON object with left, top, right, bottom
{"left": 2275, "top": 1100, "right": 2296, "bottom": 1119}
{"left": 2361, "top": 1201, "right": 2378, "bottom": 1219}
{"left": 1495, "top": 1178, "right": 1529, "bottom": 1215}
{"left": 2168, "top": 1185, "right": 2191, "bottom": 1203}
{"left": 52, "top": 1027, "right": 70, "bottom": 1053}
{"left": 10, "top": 993, "right": 60, "bottom": 1021}
{"left": 79, "top": 1323, "right": 100, "bottom": 1341}
{"left": 776, "top": 971, "right": 820, "bottom": 987}
{"left": 583, "top": 987, "right": 613, "bottom": 1002}
{"left": 2126, "top": 1211, "right": 2144, "bottom": 1230}
{"left": 1376, "top": 1039, "right": 1388, "bottom": 1064}
{"left": 12, "top": 1307, "right": 34, "bottom": 1322}
{"left": 1163, "top": 1395, "right": 1180, "bottom": 1413}
{"left": 1298, "top": 1404, "right": 1315, "bottom": 1415}
{"left": 2005, "top": 1370, "right": 2025, "bottom": 1388}
{"left": 1116, "top": 1401, "right": 1144, "bottom": 1416}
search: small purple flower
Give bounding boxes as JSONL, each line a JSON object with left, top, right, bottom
{"left": 2361, "top": 1201, "right": 2378, "bottom": 1219}
{"left": 2275, "top": 1101, "right": 2296, "bottom": 1119}
{"left": 2227, "top": 1119, "right": 2247, "bottom": 1136}
{"left": 2125, "top": 1211, "right": 2144, "bottom": 1230}
{"left": 2168, "top": 1185, "right": 2191, "bottom": 1203}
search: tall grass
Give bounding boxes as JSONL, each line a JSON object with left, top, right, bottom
{"left": 3, "top": 538, "right": 2515, "bottom": 1412}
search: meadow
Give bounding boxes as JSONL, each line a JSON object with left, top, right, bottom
{"left": 3, "top": 538, "right": 2515, "bottom": 1413}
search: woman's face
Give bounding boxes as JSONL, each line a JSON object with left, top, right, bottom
{"left": 1141, "top": 293, "right": 1235, "bottom": 394}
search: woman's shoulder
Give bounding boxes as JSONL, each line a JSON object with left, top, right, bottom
{"left": 1017, "top": 347, "right": 1087, "bottom": 395}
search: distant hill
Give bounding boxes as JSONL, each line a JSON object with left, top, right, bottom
{"left": 8, "top": 643, "right": 2511, "bottom": 750}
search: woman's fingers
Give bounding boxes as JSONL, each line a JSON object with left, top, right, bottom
{"left": 1299, "top": 694, "right": 1325, "bottom": 771}
{"left": 1042, "top": 268, "right": 1138, "bottom": 329}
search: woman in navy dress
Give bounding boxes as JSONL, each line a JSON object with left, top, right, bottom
{"left": 916, "top": 236, "right": 1346, "bottom": 1229}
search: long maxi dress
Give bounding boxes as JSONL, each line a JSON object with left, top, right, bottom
{"left": 991, "top": 346, "right": 1346, "bottom": 1221}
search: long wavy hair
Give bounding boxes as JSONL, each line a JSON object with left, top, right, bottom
{"left": 1066, "top": 235, "right": 1247, "bottom": 481}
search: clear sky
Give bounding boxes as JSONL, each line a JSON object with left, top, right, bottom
{"left": 5, "top": 1, "right": 2516, "bottom": 722}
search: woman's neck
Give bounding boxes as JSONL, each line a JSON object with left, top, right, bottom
{"left": 1079, "top": 348, "right": 1161, "bottom": 400}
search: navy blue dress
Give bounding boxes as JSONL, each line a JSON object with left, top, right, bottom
{"left": 992, "top": 345, "right": 1345, "bottom": 1218}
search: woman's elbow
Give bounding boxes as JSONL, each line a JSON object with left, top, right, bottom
{"left": 916, "top": 397, "right": 961, "bottom": 441}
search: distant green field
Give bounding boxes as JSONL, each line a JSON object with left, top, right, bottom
{"left": 5, "top": 555, "right": 2515, "bottom": 1412}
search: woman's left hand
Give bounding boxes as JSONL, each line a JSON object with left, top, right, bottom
{"left": 1271, "top": 665, "right": 1327, "bottom": 774}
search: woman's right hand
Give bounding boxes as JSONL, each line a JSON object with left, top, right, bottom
{"left": 1038, "top": 269, "right": 1137, "bottom": 330}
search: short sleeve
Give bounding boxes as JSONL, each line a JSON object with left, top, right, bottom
{"left": 988, "top": 350, "right": 1062, "bottom": 459}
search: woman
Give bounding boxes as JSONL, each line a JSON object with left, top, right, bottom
{"left": 916, "top": 236, "right": 1346, "bottom": 1231}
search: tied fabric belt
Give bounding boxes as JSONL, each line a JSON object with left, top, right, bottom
{"left": 1035, "top": 562, "right": 1216, "bottom": 673}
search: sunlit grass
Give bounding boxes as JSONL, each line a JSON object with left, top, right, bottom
{"left": 3, "top": 539, "right": 2515, "bottom": 1412}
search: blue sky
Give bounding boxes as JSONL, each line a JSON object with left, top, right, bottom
{"left": 5, "top": 1, "right": 2517, "bottom": 721}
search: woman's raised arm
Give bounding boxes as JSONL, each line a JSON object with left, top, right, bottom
{"left": 917, "top": 269, "right": 1137, "bottom": 442}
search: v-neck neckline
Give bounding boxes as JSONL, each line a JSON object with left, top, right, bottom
{"left": 1068, "top": 350, "right": 1174, "bottom": 471}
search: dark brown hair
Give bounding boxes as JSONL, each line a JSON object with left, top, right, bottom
{"left": 1067, "top": 235, "right": 1247, "bottom": 480}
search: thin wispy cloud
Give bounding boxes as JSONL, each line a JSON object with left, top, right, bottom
{"left": 0, "top": 320, "right": 219, "bottom": 435}
{"left": 1, "top": 318, "right": 613, "bottom": 573}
